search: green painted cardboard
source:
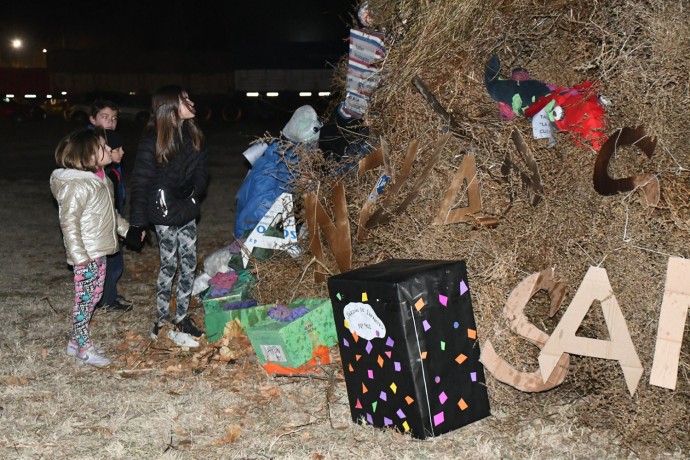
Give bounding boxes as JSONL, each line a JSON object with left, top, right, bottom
{"left": 202, "top": 270, "right": 258, "bottom": 342}
{"left": 246, "top": 298, "right": 338, "bottom": 368}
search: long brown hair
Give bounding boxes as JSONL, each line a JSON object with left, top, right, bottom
{"left": 146, "top": 85, "right": 204, "bottom": 163}
{"left": 55, "top": 127, "right": 104, "bottom": 172}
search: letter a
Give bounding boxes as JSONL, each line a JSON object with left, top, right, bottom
{"left": 650, "top": 257, "right": 690, "bottom": 390}
{"left": 538, "top": 266, "right": 643, "bottom": 396}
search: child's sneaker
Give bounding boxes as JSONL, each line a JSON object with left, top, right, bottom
{"left": 76, "top": 346, "right": 111, "bottom": 367}
{"left": 167, "top": 330, "right": 200, "bottom": 348}
{"left": 66, "top": 341, "right": 104, "bottom": 357}
{"left": 174, "top": 315, "right": 203, "bottom": 338}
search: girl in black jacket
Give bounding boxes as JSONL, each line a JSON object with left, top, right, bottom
{"left": 129, "top": 85, "right": 209, "bottom": 339}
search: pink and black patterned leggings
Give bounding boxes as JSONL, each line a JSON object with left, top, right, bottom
{"left": 72, "top": 257, "right": 106, "bottom": 352}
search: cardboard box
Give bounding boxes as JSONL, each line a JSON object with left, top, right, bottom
{"left": 202, "top": 270, "right": 258, "bottom": 342}
{"left": 327, "top": 259, "right": 490, "bottom": 439}
{"left": 246, "top": 298, "right": 338, "bottom": 369}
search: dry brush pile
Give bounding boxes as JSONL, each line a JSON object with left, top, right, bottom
{"left": 247, "top": 0, "right": 690, "bottom": 453}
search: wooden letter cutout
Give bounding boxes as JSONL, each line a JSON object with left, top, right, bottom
{"left": 538, "top": 266, "right": 643, "bottom": 395}
{"left": 241, "top": 193, "right": 299, "bottom": 268}
{"left": 501, "top": 128, "right": 544, "bottom": 207}
{"left": 432, "top": 154, "right": 496, "bottom": 227}
{"left": 304, "top": 181, "right": 352, "bottom": 282}
{"left": 593, "top": 126, "right": 659, "bottom": 207}
{"left": 481, "top": 269, "right": 570, "bottom": 392}
{"left": 650, "top": 256, "right": 690, "bottom": 390}
{"left": 366, "top": 133, "right": 451, "bottom": 228}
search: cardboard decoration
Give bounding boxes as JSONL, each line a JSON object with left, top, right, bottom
{"left": 432, "top": 154, "right": 498, "bottom": 227}
{"left": 593, "top": 126, "right": 660, "bottom": 207}
{"left": 304, "top": 181, "right": 352, "bottom": 282}
{"left": 366, "top": 133, "right": 451, "bottom": 228}
{"left": 327, "top": 259, "right": 491, "bottom": 439}
{"left": 412, "top": 75, "right": 471, "bottom": 139}
{"left": 357, "top": 140, "right": 392, "bottom": 241}
{"left": 241, "top": 193, "right": 299, "bottom": 268}
{"left": 481, "top": 269, "right": 570, "bottom": 392}
{"left": 650, "top": 256, "right": 690, "bottom": 390}
{"left": 501, "top": 128, "right": 544, "bottom": 207}
{"left": 538, "top": 266, "right": 644, "bottom": 396}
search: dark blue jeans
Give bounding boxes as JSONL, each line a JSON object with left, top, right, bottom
{"left": 101, "top": 244, "right": 124, "bottom": 306}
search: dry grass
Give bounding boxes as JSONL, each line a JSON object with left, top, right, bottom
{"left": 2, "top": 0, "right": 690, "bottom": 457}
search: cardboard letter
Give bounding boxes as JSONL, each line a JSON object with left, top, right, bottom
{"left": 650, "top": 257, "right": 690, "bottom": 390}
{"left": 304, "top": 181, "right": 352, "bottom": 282}
{"left": 481, "top": 269, "right": 570, "bottom": 392}
{"left": 538, "top": 266, "right": 643, "bottom": 395}
{"left": 433, "top": 154, "right": 496, "bottom": 227}
{"left": 366, "top": 133, "right": 450, "bottom": 228}
{"left": 593, "top": 126, "right": 659, "bottom": 207}
{"left": 501, "top": 128, "right": 544, "bottom": 207}
{"left": 241, "top": 193, "right": 299, "bottom": 268}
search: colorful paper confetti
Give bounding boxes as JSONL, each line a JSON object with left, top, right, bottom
{"left": 394, "top": 362, "right": 401, "bottom": 372}
{"left": 460, "top": 280, "right": 468, "bottom": 295}
{"left": 441, "top": 341, "right": 446, "bottom": 351}
{"left": 385, "top": 351, "right": 392, "bottom": 358}
{"left": 470, "top": 371, "right": 477, "bottom": 382}
{"left": 458, "top": 398, "right": 468, "bottom": 410}
{"left": 336, "top": 292, "right": 342, "bottom": 300}
{"left": 348, "top": 363, "right": 354, "bottom": 372}
{"left": 377, "top": 355, "right": 384, "bottom": 367}
{"left": 368, "top": 369, "right": 374, "bottom": 379}
{"left": 355, "top": 398, "right": 362, "bottom": 409}
{"left": 365, "top": 341, "right": 373, "bottom": 354}
{"left": 423, "top": 320, "right": 431, "bottom": 331}
{"left": 390, "top": 382, "right": 397, "bottom": 393}
{"left": 439, "top": 293, "right": 448, "bottom": 306}
{"left": 456, "top": 354, "right": 467, "bottom": 364}
{"left": 467, "top": 328, "right": 477, "bottom": 339}
{"left": 343, "top": 338, "right": 349, "bottom": 347}
{"left": 403, "top": 421, "right": 410, "bottom": 432}
{"left": 433, "top": 412, "right": 445, "bottom": 426}
{"left": 386, "top": 337, "right": 394, "bottom": 347}
{"left": 362, "top": 383, "right": 368, "bottom": 393}
{"left": 362, "top": 292, "right": 368, "bottom": 302}
{"left": 372, "top": 401, "right": 378, "bottom": 412}
{"left": 367, "top": 413, "right": 373, "bottom": 424}
{"left": 414, "top": 297, "right": 425, "bottom": 311}
{"left": 439, "top": 391, "right": 448, "bottom": 404}
{"left": 383, "top": 417, "right": 392, "bottom": 426}
{"left": 397, "top": 408, "right": 406, "bottom": 419}
{"left": 405, "top": 396, "right": 414, "bottom": 405}
{"left": 379, "top": 391, "right": 387, "bottom": 401}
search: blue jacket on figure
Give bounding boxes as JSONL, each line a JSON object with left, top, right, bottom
{"left": 234, "top": 105, "right": 322, "bottom": 239}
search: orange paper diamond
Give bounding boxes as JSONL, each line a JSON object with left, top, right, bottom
{"left": 467, "top": 328, "right": 477, "bottom": 339}
{"left": 455, "top": 354, "right": 467, "bottom": 364}
{"left": 421, "top": 351, "right": 427, "bottom": 359}
{"left": 405, "top": 396, "right": 414, "bottom": 405}
{"left": 458, "top": 398, "right": 468, "bottom": 410}
{"left": 414, "top": 298, "right": 425, "bottom": 311}
{"left": 353, "top": 331, "right": 359, "bottom": 342}
{"left": 377, "top": 355, "right": 384, "bottom": 367}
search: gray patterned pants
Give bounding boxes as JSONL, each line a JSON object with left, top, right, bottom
{"left": 154, "top": 220, "right": 197, "bottom": 324}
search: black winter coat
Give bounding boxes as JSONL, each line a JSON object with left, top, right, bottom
{"left": 129, "top": 128, "right": 209, "bottom": 227}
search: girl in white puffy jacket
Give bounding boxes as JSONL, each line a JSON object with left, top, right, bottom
{"left": 50, "top": 128, "right": 143, "bottom": 367}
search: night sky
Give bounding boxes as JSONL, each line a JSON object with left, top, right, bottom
{"left": 1, "top": 1, "right": 357, "bottom": 53}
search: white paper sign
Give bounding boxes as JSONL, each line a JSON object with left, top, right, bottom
{"left": 532, "top": 108, "right": 554, "bottom": 143}
{"left": 260, "top": 344, "right": 287, "bottom": 363}
{"left": 343, "top": 302, "right": 386, "bottom": 340}
{"left": 241, "top": 193, "right": 300, "bottom": 267}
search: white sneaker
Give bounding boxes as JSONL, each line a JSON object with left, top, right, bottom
{"left": 167, "top": 330, "right": 199, "bottom": 348}
{"left": 76, "top": 346, "right": 111, "bottom": 367}
{"left": 66, "top": 341, "right": 105, "bottom": 357}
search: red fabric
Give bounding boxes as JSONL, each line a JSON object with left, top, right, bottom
{"left": 525, "top": 81, "right": 608, "bottom": 152}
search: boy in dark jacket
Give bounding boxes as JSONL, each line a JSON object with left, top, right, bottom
{"left": 97, "top": 129, "right": 133, "bottom": 312}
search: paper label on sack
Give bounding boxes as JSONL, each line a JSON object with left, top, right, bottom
{"left": 344, "top": 302, "right": 386, "bottom": 340}
{"left": 241, "top": 193, "right": 300, "bottom": 268}
{"left": 261, "top": 344, "right": 287, "bottom": 363}
{"left": 532, "top": 108, "right": 554, "bottom": 141}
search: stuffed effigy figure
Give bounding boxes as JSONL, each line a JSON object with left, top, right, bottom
{"left": 234, "top": 105, "right": 322, "bottom": 239}
{"left": 524, "top": 81, "right": 608, "bottom": 151}
{"left": 484, "top": 54, "right": 554, "bottom": 119}
{"left": 484, "top": 54, "right": 609, "bottom": 152}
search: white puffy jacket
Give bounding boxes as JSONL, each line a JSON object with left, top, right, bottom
{"left": 50, "top": 168, "right": 130, "bottom": 265}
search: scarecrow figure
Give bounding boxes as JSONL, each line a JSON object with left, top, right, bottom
{"left": 234, "top": 105, "right": 322, "bottom": 239}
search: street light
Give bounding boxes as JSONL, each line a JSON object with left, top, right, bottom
{"left": 11, "top": 38, "right": 22, "bottom": 49}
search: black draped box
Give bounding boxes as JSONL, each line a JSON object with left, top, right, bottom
{"left": 327, "top": 259, "right": 490, "bottom": 439}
